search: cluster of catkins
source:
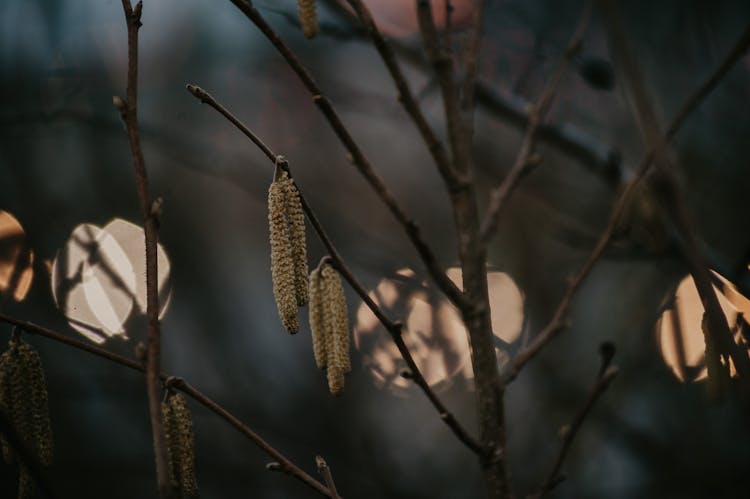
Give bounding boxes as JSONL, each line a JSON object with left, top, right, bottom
{"left": 297, "top": 0, "right": 318, "bottom": 39}
{"left": 268, "top": 170, "right": 309, "bottom": 334}
{"left": 268, "top": 172, "right": 351, "bottom": 395}
{"left": 162, "top": 391, "right": 199, "bottom": 498}
{"left": 0, "top": 337, "right": 54, "bottom": 499}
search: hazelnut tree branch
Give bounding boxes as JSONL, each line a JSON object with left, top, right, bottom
{"left": 479, "top": 1, "right": 593, "bottom": 245}
{"left": 315, "top": 455, "right": 341, "bottom": 499}
{"left": 226, "top": 0, "right": 467, "bottom": 311}
{"left": 529, "top": 347, "right": 619, "bottom": 499}
{"left": 343, "top": 0, "right": 459, "bottom": 189}
{"left": 117, "top": 1, "right": 171, "bottom": 497}
{"left": 417, "top": 2, "right": 512, "bottom": 497}
{"left": 0, "top": 314, "right": 334, "bottom": 498}
{"left": 503, "top": 17, "right": 750, "bottom": 384}
{"left": 185, "top": 84, "right": 483, "bottom": 455}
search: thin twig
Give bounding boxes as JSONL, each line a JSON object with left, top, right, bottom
{"left": 225, "top": 0, "right": 467, "bottom": 311}
{"left": 184, "top": 85, "right": 484, "bottom": 455}
{"left": 117, "top": 1, "right": 170, "bottom": 497}
{"left": 315, "top": 455, "right": 341, "bottom": 499}
{"left": 529, "top": 364, "right": 619, "bottom": 499}
{"left": 343, "top": 0, "right": 459, "bottom": 189}
{"left": 479, "top": 1, "right": 593, "bottom": 245}
{"left": 503, "top": 17, "right": 750, "bottom": 384}
{"left": 0, "top": 314, "right": 333, "bottom": 498}
{"left": 460, "top": 0, "right": 487, "bottom": 117}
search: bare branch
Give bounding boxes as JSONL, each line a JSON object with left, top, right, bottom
{"left": 315, "top": 456, "right": 341, "bottom": 499}
{"left": 184, "top": 85, "right": 484, "bottom": 456}
{"left": 504, "top": 17, "right": 750, "bottom": 383}
{"left": 0, "top": 314, "right": 333, "bottom": 498}
{"left": 479, "top": 1, "right": 593, "bottom": 245}
{"left": 343, "top": 0, "right": 459, "bottom": 189}
{"left": 225, "top": 0, "right": 467, "bottom": 311}
{"left": 117, "top": 1, "right": 171, "bottom": 496}
{"left": 529, "top": 355, "right": 619, "bottom": 499}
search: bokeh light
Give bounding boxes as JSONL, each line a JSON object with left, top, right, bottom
{"left": 0, "top": 210, "right": 34, "bottom": 302}
{"left": 51, "top": 218, "right": 172, "bottom": 344}
{"left": 354, "top": 267, "right": 524, "bottom": 394}
{"left": 657, "top": 272, "right": 750, "bottom": 382}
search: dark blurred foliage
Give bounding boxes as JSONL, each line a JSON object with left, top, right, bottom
{"left": 1, "top": 0, "right": 750, "bottom": 497}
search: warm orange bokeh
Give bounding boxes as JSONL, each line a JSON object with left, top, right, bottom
{"left": 0, "top": 210, "right": 34, "bottom": 302}
{"left": 360, "top": 0, "right": 474, "bottom": 37}
{"left": 657, "top": 272, "right": 750, "bottom": 382}
{"left": 354, "top": 267, "right": 524, "bottom": 394}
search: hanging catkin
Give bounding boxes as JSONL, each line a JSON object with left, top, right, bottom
{"left": 297, "top": 0, "right": 318, "bottom": 39}
{"left": 162, "top": 392, "right": 199, "bottom": 498}
{"left": 308, "top": 263, "right": 351, "bottom": 396}
{"left": 283, "top": 176, "right": 309, "bottom": 307}
{"left": 0, "top": 337, "right": 54, "bottom": 499}
{"left": 308, "top": 267, "right": 327, "bottom": 369}
{"left": 269, "top": 173, "right": 300, "bottom": 334}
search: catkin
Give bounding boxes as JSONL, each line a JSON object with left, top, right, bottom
{"left": 309, "top": 263, "right": 351, "bottom": 396}
{"left": 162, "top": 392, "right": 199, "bottom": 498}
{"left": 297, "top": 0, "right": 318, "bottom": 39}
{"left": 269, "top": 174, "right": 300, "bottom": 334}
{"left": 283, "top": 177, "right": 309, "bottom": 307}
{"left": 308, "top": 268, "right": 327, "bottom": 369}
{"left": 0, "top": 338, "right": 54, "bottom": 499}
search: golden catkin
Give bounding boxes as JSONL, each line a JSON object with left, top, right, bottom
{"left": 283, "top": 177, "right": 309, "bottom": 307}
{"left": 308, "top": 267, "right": 328, "bottom": 369}
{"left": 0, "top": 338, "right": 54, "bottom": 499}
{"left": 320, "top": 265, "right": 350, "bottom": 396}
{"left": 18, "top": 344, "right": 53, "bottom": 466}
{"left": 297, "top": 0, "right": 318, "bottom": 39}
{"left": 268, "top": 175, "right": 300, "bottom": 334}
{"left": 163, "top": 393, "right": 199, "bottom": 498}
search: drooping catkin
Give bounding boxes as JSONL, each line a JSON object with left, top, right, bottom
{"left": 0, "top": 338, "right": 54, "bottom": 499}
{"left": 162, "top": 392, "right": 199, "bottom": 498}
{"left": 282, "top": 176, "right": 309, "bottom": 307}
{"left": 297, "top": 0, "right": 318, "bottom": 39}
{"left": 269, "top": 174, "right": 300, "bottom": 334}
{"left": 308, "top": 263, "right": 351, "bottom": 396}
{"left": 308, "top": 267, "right": 327, "bottom": 369}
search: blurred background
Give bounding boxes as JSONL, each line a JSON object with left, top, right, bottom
{"left": 1, "top": 0, "right": 750, "bottom": 497}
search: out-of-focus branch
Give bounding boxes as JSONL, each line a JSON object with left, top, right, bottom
{"left": 479, "top": 1, "right": 593, "bottom": 245}
{"left": 598, "top": 0, "right": 750, "bottom": 396}
{"left": 185, "top": 84, "right": 483, "bottom": 456}
{"left": 504, "top": 17, "right": 750, "bottom": 383}
{"left": 0, "top": 315, "right": 333, "bottom": 498}
{"left": 225, "top": 0, "right": 467, "bottom": 311}
{"left": 529, "top": 346, "right": 619, "bottom": 499}
{"left": 317, "top": 0, "right": 622, "bottom": 184}
{"left": 117, "top": 1, "right": 171, "bottom": 497}
{"left": 344, "top": 0, "right": 459, "bottom": 189}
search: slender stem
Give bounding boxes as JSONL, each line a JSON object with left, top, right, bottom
{"left": 504, "top": 17, "right": 750, "bottom": 383}
{"left": 118, "top": 2, "right": 171, "bottom": 497}
{"left": 530, "top": 367, "right": 619, "bottom": 499}
{"left": 479, "top": 1, "right": 593, "bottom": 245}
{"left": 225, "top": 0, "right": 467, "bottom": 311}
{"left": 0, "top": 314, "right": 333, "bottom": 498}
{"left": 185, "top": 85, "right": 484, "bottom": 455}
{"left": 315, "top": 456, "right": 341, "bottom": 499}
